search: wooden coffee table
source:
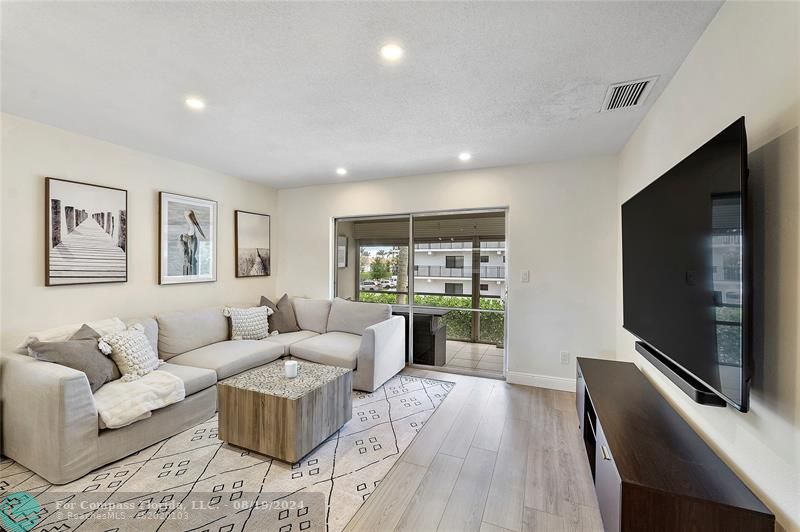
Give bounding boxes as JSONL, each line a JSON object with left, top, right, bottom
{"left": 218, "top": 359, "right": 352, "bottom": 463}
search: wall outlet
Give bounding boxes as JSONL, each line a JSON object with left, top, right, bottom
{"left": 560, "top": 351, "right": 570, "bottom": 365}
{"left": 520, "top": 269, "right": 530, "bottom": 283}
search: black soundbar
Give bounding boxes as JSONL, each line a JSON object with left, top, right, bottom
{"left": 635, "top": 342, "right": 727, "bottom": 407}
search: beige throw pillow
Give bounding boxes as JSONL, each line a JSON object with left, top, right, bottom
{"left": 99, "top": 324, "right": 163, "bottom": 381}
{"left": 223, "top": 306, "right": 272, "bottom": 340}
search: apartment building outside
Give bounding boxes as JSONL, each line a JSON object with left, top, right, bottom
{"left": 413, "top": 240, "right": 506, "bottom": 298}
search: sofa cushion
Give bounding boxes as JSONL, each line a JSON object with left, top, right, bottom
{"left": 264, "top": 330, "right": 319, "bottom": 355}
{"left": 157, "top": 363, "right": 217, "bottom": 396}
{"left": 168, "top": 340, "right": 283, "bottom": 379}
{"left": 293, "top": 299, "right": 332, "bottom": 334}
{"left": 156, "top": 307, "right": 229, "bottom": 360}
{"left": 289, "top": 332, "right": 360, "bottom": 369}
{"left": 326, "top": 298, "right": 391, "bottom": 336}
{"left": 260, "top": 294, "right": 300, "bottom": 333}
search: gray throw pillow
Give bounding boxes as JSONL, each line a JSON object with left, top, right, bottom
{"left": 260, "top": 294, "right": 300, "bottom": 333}
{"left": 28, "top": 324, "right": 121, "bottom": 392}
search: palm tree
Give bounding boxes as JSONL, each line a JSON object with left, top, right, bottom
{"left": 396, "top": 246, "right": 408, "bottom": 305}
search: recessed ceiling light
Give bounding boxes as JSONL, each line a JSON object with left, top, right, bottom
{"left": 458, "top": 152, "right": 472, "bottom": 161}
{"left": 336, "top": 167, "right": 348, "bottom": 176}
{"left": 380, "top": 44, "right": 404, "bottom": 62}
{"left": 185, "top": 97, "right": 205, "bottom": 110}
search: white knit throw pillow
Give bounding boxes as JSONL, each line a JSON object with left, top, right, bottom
{"left": 223, "top": 306, "right": 272, "bottom": 340}
{"left": 98, "top": 324, "right": 162, "bottom": 382}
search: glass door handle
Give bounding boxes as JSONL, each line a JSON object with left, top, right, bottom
{"left": 601, "top": 445, "right": 612, "bottom": 461}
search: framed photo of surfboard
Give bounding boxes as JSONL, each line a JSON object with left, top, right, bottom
{"left": 159, "top": 192, "right": 217, "bottom": 284}
{"left": 45, "top": 177, "right": 128, "bottom": 286}
{"left": 235, "top": 210, "right": 270, "bottom": 277}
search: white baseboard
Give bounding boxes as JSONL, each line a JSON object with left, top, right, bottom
{"left": 506, "top": 371, "right": 576, "bottom": 392}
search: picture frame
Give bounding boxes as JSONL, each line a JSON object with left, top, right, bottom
{"left": 235, "top": 210, "right": 270, "bottom": 277}
{"left": 337, "top": 235, "right": 348, "bottom": 268}
{"left": 159, "top": 192, "right": 217, "bottom": 284}
{"left": 45, "top": 177, "right": 128, "bottom": 286}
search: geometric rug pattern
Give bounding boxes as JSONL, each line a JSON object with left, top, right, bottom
{"left": 0, "top": 375, "right": 453, "bottom": 532}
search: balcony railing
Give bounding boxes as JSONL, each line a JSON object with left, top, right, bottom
{"left": 415, "top": 242, "right": 471, "bottom": 250}
{"left": 713, "top": 265, "right": 742, "bottom": 281}
{"left": 480, "top": 266, "right": 505, "bottom": 278}
{"left": 713, "top": 234, "right": 742, "bottom": 246}
{"left": 414, "top": 241, "right": 506, "bottom": 251}
{"left": 414, "top": 265, "right": 505, "bottom": 279}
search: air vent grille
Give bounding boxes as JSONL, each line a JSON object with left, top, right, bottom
{"left": 602, "top": 76, "right": 658, "bottom": 111}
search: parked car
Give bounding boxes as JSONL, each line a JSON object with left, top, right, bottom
{"left": 360, "top": 281, "right": 378, "bottom": 291}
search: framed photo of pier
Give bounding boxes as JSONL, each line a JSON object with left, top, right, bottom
{"left": 234, "top": 210, "right": 270, "bottom": 277}
{"left": 45, "top": 177, "right": 128, "bottom": 286}
{"left": 337, "top": 235, "right": 348, "bottom": 268}
{"left": 159, "top": 192, "right": 217, "bottom": 285}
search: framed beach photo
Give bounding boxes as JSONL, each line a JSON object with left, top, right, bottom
{"left": 45, "top": 177, "right": 128, "bottom": 286}
{"left": 337, "top": 235, "right": 348, "bottom": 268}
{"left": 159, "top": 192, "right": 217, "bottom": 284}
{"left": 235, "top": 210, "right": 270, "bottom": 277}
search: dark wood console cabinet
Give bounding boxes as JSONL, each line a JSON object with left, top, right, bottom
{"left": 576, "top": 357, "right": 774, "bottom": 531}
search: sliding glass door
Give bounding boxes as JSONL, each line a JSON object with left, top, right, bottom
{"left": 334, "top": 209, "right": 506, "bottom": 378}
{"left": 412, "top": 211, "right": 506, "bottom": 376}
{"left": 334, "top": 216, "right": 410, "bottom": 304}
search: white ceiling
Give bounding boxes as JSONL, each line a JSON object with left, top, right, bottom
{"left": 1, "top": 1, "right": 722, "bottom": 188}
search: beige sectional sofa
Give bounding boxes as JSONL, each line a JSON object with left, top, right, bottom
{"left": 0, "top": 298, "right": 404, "bottom": 484}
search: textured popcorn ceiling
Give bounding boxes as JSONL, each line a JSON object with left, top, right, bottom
{"left": 1, "top": 1, "right": 721, "bottom": 188}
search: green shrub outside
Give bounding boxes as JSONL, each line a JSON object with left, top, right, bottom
{"left": 357, "top": 292, "right": 504, "bottom": 345}
{"left": 358, "top": 292, "right": 398, "bottom": 304}
{"left": 479, "top": 312, "right": 505, "bottom": 346}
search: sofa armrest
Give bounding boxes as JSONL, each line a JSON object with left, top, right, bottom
{"left": 355, "top": 316, "right": 406, "bottom": 392}
{"left": 1, "top": 352, "right": 99, "bottom": 484}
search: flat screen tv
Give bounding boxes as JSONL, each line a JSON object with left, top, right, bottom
{"left": 622, "top": 117, "right": 751, "bottom": 411}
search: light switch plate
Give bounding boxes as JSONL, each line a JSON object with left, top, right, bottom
{"left": 520, "top": 270, "right": 530, "bottom": 283}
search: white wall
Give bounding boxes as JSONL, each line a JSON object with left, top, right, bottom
{"left": 1, "top": 114, "right": 278, "bottom": 351}
{"left": 277, "top": 157, "right": 618, "bottom": 386}
{"left": 616, "top": 2, "right": 800, "bottom": 529}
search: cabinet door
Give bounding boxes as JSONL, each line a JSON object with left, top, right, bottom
{"left": 595, "top": 423, "right": 622, "bottom": 532}
{"left": 576, "top": 365, "right": 585, "bottom": 433}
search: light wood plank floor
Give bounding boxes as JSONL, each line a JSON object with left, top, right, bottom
{"left": 345, "top": 368, "right": 603, "bottom": 532}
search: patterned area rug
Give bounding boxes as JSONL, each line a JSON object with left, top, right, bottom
{"left": 0, "top": 374, "right": 453, "bottom": 532}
